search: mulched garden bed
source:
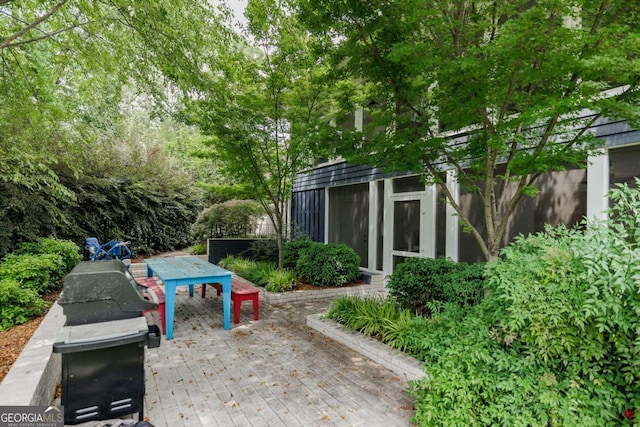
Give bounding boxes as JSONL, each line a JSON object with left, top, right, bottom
{"left": 0, "top": 289, "right": 61, "bottom": 383}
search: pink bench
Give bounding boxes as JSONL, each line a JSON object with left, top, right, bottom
{"left": 139, "top": 277, "right": 166, "bottom": 335}
{"left": 201, "top": 278, "right": 259, "bottom": 324}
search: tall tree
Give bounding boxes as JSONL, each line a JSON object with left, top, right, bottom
{"left": 182, "top": 0, "right": 332, "bottom": 268}
{"left": 0, "top": 0, "right": 228, "bottom": 191}
{"left": 298, "top": 0, "right": 640, "bottom": 260}
{"left": 0, "top": 0, "right": 230, "bottom": 253}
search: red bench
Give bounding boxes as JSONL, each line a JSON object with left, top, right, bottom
{"left": 201, "top": 278, "right": 260, "bottom": 324}
{"left": 139, "top": 277, "right": 166, "bottom": 335}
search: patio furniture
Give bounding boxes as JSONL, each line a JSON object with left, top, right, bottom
{"left": 201, "top": 278, "right": 260, "bottom": 324}
{"left": 138, "top": 277, "right": 166, "bottom": 335}
{"left": 85, "top": 237, "right": 132, "bottom": 261}
{"left": 145, "top": 256, "right": 233, "bottom": 339}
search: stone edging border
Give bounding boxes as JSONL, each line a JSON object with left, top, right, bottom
{"left": 0, "top": 302, "right": 64, "bottom": 406}
{"left": 306, "top": 313, "right": 427, "bottom": 383}
{"left": 262, "top": 281, "right": 388, "bottom": 304}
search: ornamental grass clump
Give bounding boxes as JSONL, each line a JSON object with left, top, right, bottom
{"left": 264, "top": 269, "right": 297, "bottom": 292}
{"left": 325, "top": 296, "right": 416, "bottom": 351}
{"left": 218, "top": 255, "right": 276, "bottom": 287}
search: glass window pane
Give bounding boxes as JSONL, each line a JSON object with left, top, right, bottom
{"left": 393, "top": 200, "right": 420, "bottom": 252}
{"left": 393, "top": 176, "right": 424, "bottom": 193}
{"left": 610, "top": 145, "right": 640, "bottom": 190}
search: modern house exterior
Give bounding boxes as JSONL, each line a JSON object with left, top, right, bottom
{"left": 290, "top": 110, "right": 640, "bottom": 278}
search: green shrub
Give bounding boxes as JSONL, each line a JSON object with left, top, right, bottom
{"left": 387, "top": 257, "right": 452, "bottom": 315}
{"left": 264, "top": 269, "right": 297, "bottom": 292}
{"left": 387, "top": 257, "right": 484, "bottom": 316}
{"left": 282, "top": 236, "right": 314, "bottom": 270}
{"left": 295, "top": 243, "right": 360, "bottom": 287}
{"left": 0, "top": 253, "right": 66, "bottom": 294}
{"left": 241, "top": 238, "right": 278, "bottom": 263}
{"left": 0, "top": 155, "right": 201, "bottom": 258}
{"left": 441, "top": 262, "right": 485, "bottom": 308}
{"left": 409, "top": 181, "right": 640, "bottom": 426}
{"left": 191, "top": 199, "right": 263, "bottom": 239}
{"left": 408, "top": 303, "right": 577, "bottom": 427}
{"left": 486, "top": 226, "right": 589, "bottom": 363}
{"left": 190, "top": 242, "right": 207, "bottom": 255}
{"left": 0, "top": 279, "right": 47, "bottom": 331}
{"left": 573, "top": 182, "right": 640, "bottom": 413}
{"left": 409, "top": 246, "right": 636, "bottom": 426}
{"left": 17, "top": 237, "right": 81, "bottom": 273}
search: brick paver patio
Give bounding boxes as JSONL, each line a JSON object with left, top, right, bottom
{"left": 143, "top": 285, "right": 416, "bottom": 427}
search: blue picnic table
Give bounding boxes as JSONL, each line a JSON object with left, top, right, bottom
{"left": 145, "top": 256, "right": 233, "bottom": 339}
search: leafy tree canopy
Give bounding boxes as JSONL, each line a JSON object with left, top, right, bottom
{"left": 179, "top": 0, "right": 334, "bottom": 267}
{"left": 297, "top": 0, "right": 640, "bottom": 259}
{"left": 0, "top": 0, "right": 234, "bottom": 255}
{"left": 0, "top": 0, "right": 231, "bottom": 196}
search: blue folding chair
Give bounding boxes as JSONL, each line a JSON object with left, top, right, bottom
{"left": 85, "top": 237, "right": 132, "bottom": 261}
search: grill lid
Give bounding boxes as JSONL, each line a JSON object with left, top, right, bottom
{"left": 59, "top": 260, "right": 158, "bottom": 324}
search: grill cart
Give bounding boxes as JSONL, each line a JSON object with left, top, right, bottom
{"left": 54, "top": 261, "right": 161, "bottom": 425}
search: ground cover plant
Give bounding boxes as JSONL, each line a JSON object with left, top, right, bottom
{"left": 326, "top": 182, "right": 640, "bottom": 426}
{"left": 0, "top": 238, "right": 81, "bottom": 331}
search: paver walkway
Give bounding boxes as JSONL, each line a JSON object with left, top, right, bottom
{"left": 143, "top": 285, "right": 416, "bottom": 427}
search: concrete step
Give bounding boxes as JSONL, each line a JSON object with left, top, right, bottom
{"left": 128, "top": 262, "right": 147, "bottom": 279}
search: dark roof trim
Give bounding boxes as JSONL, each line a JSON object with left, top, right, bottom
{"left": 293, "top": 116, "right": 639, "bottom": 192}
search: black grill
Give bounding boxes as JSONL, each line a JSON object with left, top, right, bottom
{"left": 53, "top": 260, "right": 161, "bottom": 425}
{"left": 58, "top": 260, "right": 158, "bottom": 325}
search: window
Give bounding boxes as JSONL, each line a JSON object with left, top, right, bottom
{"left": 393, "top": 175, "right": 424, "bottom": 193}
{"left": 393, "top": 200, "right": 420, "bottom": 253}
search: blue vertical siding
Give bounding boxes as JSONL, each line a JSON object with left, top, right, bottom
{"left": 291, "top": 189, "right": 325, "bottom": 242}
